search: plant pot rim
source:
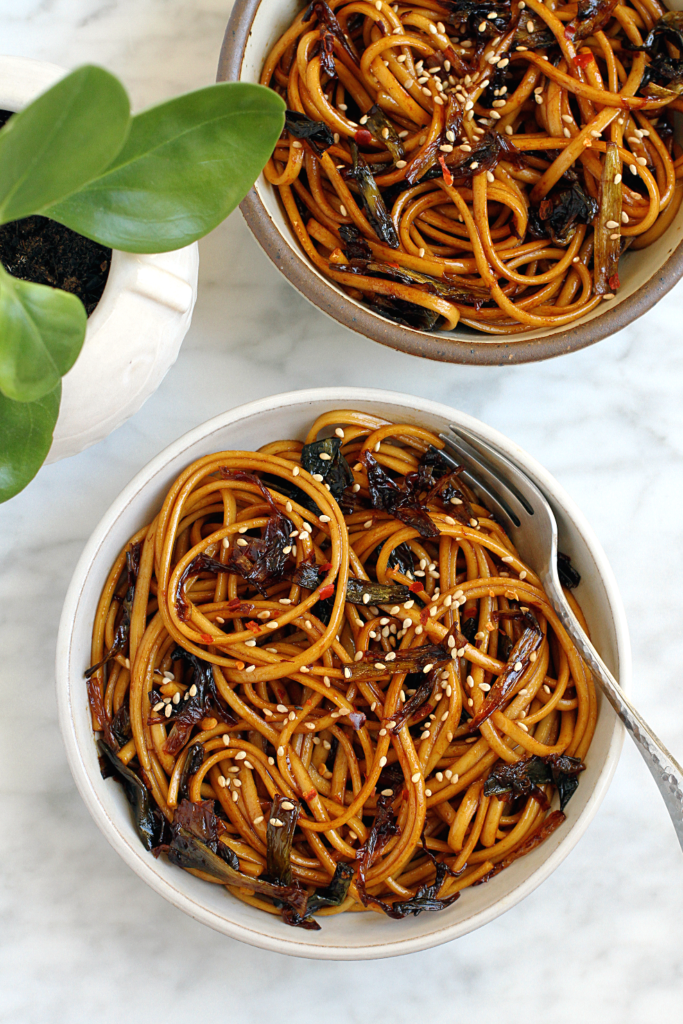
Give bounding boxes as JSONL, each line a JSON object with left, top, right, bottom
{"left": 217, "top": 0, "right": 683, "bottom": 366}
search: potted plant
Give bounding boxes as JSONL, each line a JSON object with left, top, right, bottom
{"left": 0, "top": 58, "right": 284, "bottom": 502}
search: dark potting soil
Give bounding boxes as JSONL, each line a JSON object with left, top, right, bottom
{"left": 0, "top": 109, "right": 112, "bottom": 315}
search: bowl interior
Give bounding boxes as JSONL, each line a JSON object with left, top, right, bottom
{"left": 230, "top": 0, "right": 683, "bottom": 348}
{"left": 57, "top": 388, "right": 628, "bottom": 958}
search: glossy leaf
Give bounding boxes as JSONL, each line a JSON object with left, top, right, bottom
{"left": 0, "top": 65, "right": 130, "bottom": 225}
{"left": 0, "top": 264, "right": 87, "bottom": 402}
{"left": 0, "top": 382, "right": 60, "bottom": 503}
{"left": 45, "top": 83, "right": 286, "bottom": 252}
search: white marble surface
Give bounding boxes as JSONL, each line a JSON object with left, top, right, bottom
{"left": 2, "top": 2, "right": 683, "bottom": 1020}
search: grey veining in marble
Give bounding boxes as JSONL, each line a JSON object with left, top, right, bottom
{"left": 2, "top": 3, "right": 683, "bottom": 1021}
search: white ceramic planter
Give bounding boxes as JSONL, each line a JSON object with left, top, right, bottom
{"left": 0, "top": 55, "right": 199, "bottom": 463}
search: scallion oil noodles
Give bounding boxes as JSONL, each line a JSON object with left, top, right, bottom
{"left": 88, "top": 412, "right": 596, "bottom": 929}
{"left": 260, "top": 0, "right": 683, "bottom": 334}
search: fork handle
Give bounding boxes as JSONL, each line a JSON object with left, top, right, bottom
{"left": 550, "top": 592, "right": 683, "bottom": 851}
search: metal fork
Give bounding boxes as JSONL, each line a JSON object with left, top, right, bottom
{"left": 438, "top": 424, "right": 683, "bottom": 852}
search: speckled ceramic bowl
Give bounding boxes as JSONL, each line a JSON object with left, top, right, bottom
{"left": 217, "top": 0, "right": 683, "bottom": 365}
{"left": 56, "top": 388, "right": 628, "bottom": 959}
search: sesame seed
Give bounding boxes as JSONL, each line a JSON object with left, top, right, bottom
{"left": 606, "top": 220, "right": 619, "bottom": 229}
{"left": 630, "top": 164, "right": 637, "bottom": 175}
{"left": 535, "top": 94, "right": 543, "bottom": 104}
{"left": 470, "top": 161, "right": 479, "bottom": 169}
{"left": 292, "top": 466, "right": 300, "bottom": 476}
{"left": 514, "top": 661, "right": 523, "bottom": 671}
{"left": 375, "top": 662, "right": 387, "bottom": 671}
{"left": 277, "top": 746, "right": 285, "bottom": 756}
{"left": 563, "top": 128, "right": 571, "bottom": 138}
{"left": 253, "top": 815, "right": 264, "bottom": 825}
{"left": 518, "top": 722, "right": 529, "bottom": 732}
{"left": 379, "top": 756, "right": 387, "bottom": 767}
{"left": 622, "top": 212, "right": 629, "bottom": 223}
{"left": 153, "top": 701, "right": 164, "bottom": 712}
{"left": 610, "top": 233, "right": 620, "bottom": 240}
{"left": 270, "top": 817, "right": 284, "bottom": 827}
{"left": 467, "top": 675, "right": 474, "bottom": 687}
{"left": 487, "top": 170, "right": 494, "bottom": 182}
{"left": 505, "top": 125, "right": 513, "bottom": 135}
{"left": 429, "top": 23, "right": 437, "bottom": 33}
{"left": 530, "top": 652, "right": 537, "bottom": 662}
{"left": 636, "top": 156, "right": 647, "bottom": 166}
{"left": 519, "top": 570, "right": 527, "bottom": 580}
{"left": 603, "top": 293, "right": 616, "bottom": 300}
{"left": 164, "top": 705, "right": 172, "bottom": 718}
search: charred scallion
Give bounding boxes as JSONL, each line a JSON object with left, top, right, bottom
{"left": 594, "top": 141, "right": 623, "bottom": 296}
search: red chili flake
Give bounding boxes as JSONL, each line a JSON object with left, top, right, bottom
{"left": 438, "top": 155, "right": 453, "bottom": 187}
{"left": 303, "top": 788, "right": 317, "bottom": 801}
{"left": 227, "top": 597, "right": 242, "bottom": 611}
{"left": 246, "top": 620, "right": 262, "bottom": 634}
{"left": 200, "top": 633, "right": 213, "bottom": 644}
{"left": 573, "top": 52, "right": 594, "bottom": 68}
{"left": 608, "top": 272, "right": 620, "bottom": 291}
{"left": 539, "top": 199, "right": 553, "bottom": 220}
{"left": 564, "top": 24, "right": 576, "bottom": 39}
{"left": 319, "top": 562, "right": 332, "bottom": 572}
{"left": 354, "top": 129, "right": 373, "bottom": 145}
{"left": 419, "top": 606, "right": 430, "bottom": 625}
{"left": 387, "top": 262, "right": 400, "bottom": 269}
{"left": 319, "top": 584, "right": 335, "bottom": 599}
{"left": 235, "top": 660, "right": 245, "bottom": 670}
{"left": 409, "top": 581, "right": 424, "bottom": 593}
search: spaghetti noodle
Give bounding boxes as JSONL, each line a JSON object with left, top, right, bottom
{"left": 260, "top": 0, "right": 683, "bottom": 334}
{"left": 87, "top": 411, "right": 597, "bottom": 928}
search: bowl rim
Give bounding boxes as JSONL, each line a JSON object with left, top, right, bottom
{"left": 56, "top": 386, "right": 629, "bottom": 959}
{"left": 217, "top": 0, "right": 683, "bottom": 366}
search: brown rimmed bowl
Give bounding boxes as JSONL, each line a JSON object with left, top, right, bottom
{"left": 217, "top": 0, "right": 683, "bottom": 364}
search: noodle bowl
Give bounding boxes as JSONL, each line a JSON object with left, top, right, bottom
{"left": 255, "top": 0, "right": 683, "bottom": 336}
{"left": 85, "top": 406, "right": 601, "bottom": 931}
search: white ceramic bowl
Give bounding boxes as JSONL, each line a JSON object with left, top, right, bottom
{"left": 0, "top": 55, "right": 199, "bottom": 463}
{"left": 56, "top": 388, "right": 629, "bottom": 959}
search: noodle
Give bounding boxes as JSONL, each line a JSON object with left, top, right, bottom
{"left": 260, "top": 0, "right": 683, "bottom": 334}
{"left": 87, "top": 412, "right": 598, "bottom": 929}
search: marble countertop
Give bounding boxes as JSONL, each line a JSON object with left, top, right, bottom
{"left": 2, "top": 2, "right": 683, "bottom": 1020}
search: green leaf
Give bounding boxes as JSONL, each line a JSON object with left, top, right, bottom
{"left": 0, "top": 263, "right": 87, "bottom": 402}
{"left": 44, "top": 82, "right": 285, "bottom": 252}
{"left": 0, "top": 65, "right": 130, "bottom": 225}
{"left": 0, "top": 382, "right": 60, "bottom": 502}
